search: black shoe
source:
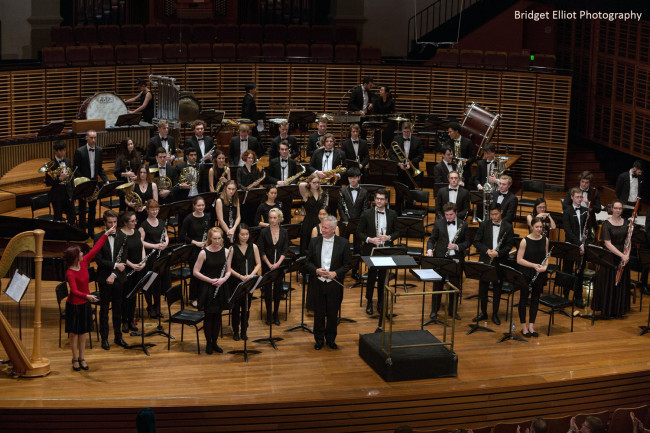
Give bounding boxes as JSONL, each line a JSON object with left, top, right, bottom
{"left": 531, "top": 331, "right": 539, "bottom": 338}
{"left": 205, "top": 344, "right": 213, "bottom": 354}
{"left": 274, "top": 319, "right": 281, "bottom": 326}
{"left": 429, "top": 312, "right": 438, "bottom": 320}
{"left": 522, "top": 331, "right": 531, "bottom": 338}
{"left": 472, "top": 313, "right": 487, "bottom": 322}
{"left": 101, "top": 339, "right": 110, "bottom": 350}
{"left": 366, "top": 305, "right": 373, "bottom": 315}
{"left": 492, "top": 315, "right": 501, "bottom": 326}
{"left": 265, "top": 319, "right": 271, "bottom": 326}
{"left": 575, "top": 300, "right": 586, "bottom": 309}
{"left": 352, "top": 271, "right": 360, "bottom": 280}
{"left": 453, "top": 313, "right": 461, "bottom": 321}
{"left": 233, "top": 331, "right": 240, "bottom": 341}
{"left": 128, "top": 322, "right": 138, "bottom": 332}
{"left": 374, "top": 327, "right": 382, "bottom": 333}
{"left": 326, "top": 341, "right": 338, "bottom": 350}
{"left": 213, "top": 343, "right": 223, "bottom": 353}
{"left": 314, "top": 341, "right": 324, "bottom": 350}
{"left": 78, "top": 358, "right": 89, "bottom": 371}
{"left": 114, "top": 336, "right": 128, "bottom": 348}
{"left": 121, "top": 323, "right": 129, "bottom": 334}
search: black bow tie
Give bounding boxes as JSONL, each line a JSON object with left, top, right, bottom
{"left": 325, "top": 151, "right": 332, "bottom": 155}
{"left": 241, "top": 139, "right": 247, "bottom": 143}
{"left": 447, "top": 220, "right": 456, "bottom": 225}
{"left": 350, "top": 187, "right": 360, "bottom": 192}
{"left": 500, "top": 192, "right": 508, "bottom": 197}
{"left": 159, "top": 166, "right": 165, "bottom": 170}
{"left": 575, "top": 207, "right": 581, "bottom": 212}
{"left": 632, "top": 174, "right": 640, "bottom": 179}
{"left": 352, "top": 141, "right": 359, "bottom": 145}
{"left": 108, "top": 234, "right": 116, "bottom": 238}
{"left": 88, "top": 148, "right": 95, "bottom": 152}
{"left": 161, "top": 138, "right": 167, "bottom": 141}
{"left": 449, "top": 188, "right": 457, "bottom": 192}
{"left": 493, "top": 223, "right": 500, "bottom": 227}
{"left": 376, "top": 211, "right": 384, "bottom": 214}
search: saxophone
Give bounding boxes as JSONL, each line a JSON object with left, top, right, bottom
{"left": 445, "top": 223, "right": 463, "bottom": 258}
{"left": 247, "top": 170, "right": 266, "bottom": 190}
{"left": 215, "top": 165, "right": 229, "bottom": 193}
{"left": 319, "top": 163, "right": 347, "bottom": 185}
{"left": 278, "top": 164, "right": 306, "bottom": 186}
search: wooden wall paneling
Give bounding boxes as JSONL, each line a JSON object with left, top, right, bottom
{"left": 501, "top": 73, "right": 536, "bottom": 105}
{"left": 394, "top": 67, "right": 432, "bottom": 130}
{"left": 431, "top": 69, "right": 466, "bottom": 102}
{"left": 220, "top": 63, "right": 257, "bottom": 119}
{"left": 466, "top": 71, "right": 501, "bottom": 104}
{"left": 499, "top": 103, "right": 534, "bottom": 143}
{"left": 532, "top": 144, "right": 566, "bottom": 185}
{"left": 115, "top": 65, "right": 152, "bottom": 99}
{"left": 0, "top": 73, "right": 11, "bottom": 139}
{"left": 611, "top": 106, "right": 634, "bottom": 153}
{"left": 360, "top": 66, "right": 396, "bottom": 96}
{"left": 617, "top": 21, "right": 639, "bottom": 61}
{"left": 640, "top": 22, "right": 650, "bottom": 64}
{"left": 590, "top": 98, "right": 611, "bottom": 144}
{"left": 500, "top": 139, "right": 532, "bottom": 182}
{"left": 10, "top": 71, "right": 46, "bottom": 137}
{"left": 185, "top": 64, "right": 221, "bottom": 114}
{"left": 615, "top": 61, "right": 636, "bottom": 106}
{"left": 633, "top": 113, "right": 650, "bottom": 158}
{"left": 534, "top": 105, "right": 570, "bottom": 147}
{"left": 289, "top": 64, "right": 327, "bottom": 118}
{"left": 256, "top": 64, "right": 292, "bottom": 119}
{"left": 80, "top": 67, "right": 118, "bottom": 101}
{"left": 45, "top": 68, "right": 81, "bottom": 130}
{"left": 635, "top": 67, "right": 650, "bottom": 111}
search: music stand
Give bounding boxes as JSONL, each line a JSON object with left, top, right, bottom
{"left": 115, "top": 113, "right": 142, "bottom": 127}
{"left": 228, "top": 275, "right": 262, "bottom": 362}
{"left": 36, "top": 120, "right": 66, "bottom": 137}
{"left": 497, "top": 264, "right": 528, "bottom": 343}
{"left": 409, "top": 265, "right": 443, "bottom": 330}
{"left": 125, "top": 271, "right": 159, "bottom": 355}
{"left": 368, "top": 159, "right": 398, "bottom": 176}
{"left": 253, "top": 266, "right": 288, "bottom": 350}
{"left": 343, "top": 219, "right": 362, "bottom": 288}
{"left": 144, "top": 253, "right": 174, "bottom": 340}
{"left": 549, "top": 241, "right": 582, "bottom": 314}
{"left": 97, "top": 181, "right": 122, "bottom": 213}
{"left": 469, "top": 191, "right": 487, "bottom": 224}
{"left": 463, "top": 261, "right": 498, "bottom": 335}
{"left": 583, "top": 245, "right": 618, "bottom": 325}
{"left": 198, "top": 109, "right": 225, "bottom": 125}
{"left": 395, "top": 216, "right": 426, "bottom": 292}
{"left": 240, "top": 187, "right": 267, "bottom": 206}
{"left": 421, "top": 257, "right": 461, "bottom": 327}
{"left": 158, "top": 203, "right": 172, "bottom": 222}
{"left": 285, "top": 257, "right": 313, "bottom": 333}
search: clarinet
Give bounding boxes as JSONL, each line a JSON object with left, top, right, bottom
{"left": 445, "top": 224, "right": 463, "bottom": 258}
{"left": 127, "top": 249, "right": 157, "bottom": 277}
{"left": 489, "top": 235, "right": 504, "bottom": 265}
{"left": 530, "top": 247, "right": 554, "bottom": 287}
{"left": 156, "top": 219, "right": 167, "bottom": 258}
{"left": 375, "top": 208, "right": 384, "bottom": 247}
{"left": 201, "top": 219, "right": 209, "bottom": 244}
{"left": 213, "top": 247, "right": 232, "bottom": 298}
{"left": 341, "top": 190, "right": 350, "bottom": 220}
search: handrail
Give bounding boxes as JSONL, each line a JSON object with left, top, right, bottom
{"left": 407, "top": 0, "right": 480, "bottom": 53}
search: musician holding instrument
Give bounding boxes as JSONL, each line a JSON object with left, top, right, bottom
{"left": 145, "top": 120, "right": 176, "bottom": 165}
{"left": 266, "top": 140, "right": 299, "bottom": 187}
{"left": 73, "top": 129, "right": 109, "bottom": 237}
{"left": 237, "top": 149, "right": 265, "bottom": 226}
{"left": 185, "top": 120, "right": 213, "bottom": 162}
{"left": 563, "top": 171, "right": 602, "bottom": 214}
{"left": 175, "top": 147, "right": 200, "bottom": 201}
{"left": 562, "top": 188, "right": 589, "bottom": 306}
{"left": 216, "top": 180, "right": 241, "bottom": 245}
{"left": 153, "top": 147, "right": 178, "bottom": 204}
{"left": 493, "top": 175, "right": 518, "bottom": 224}
{"left": 342, "top": 124, "right": 370, "bottom": 174}
{"left": 113, "top": 138, "right": 139, "bottom": 184}
{"left": 527, "top": 198, "right": 556, "bottom": 237}
{"left": 124, "top": 78, "right": 154, "bottom": 123}
{"left": 307, "top": 118, "right": 328, "bottom": 157}
{"left": 255, "top": 185, "right": 284, "bottom": 227}
{"left": 180, "top": 196, "right": 211, "bottom": 308}
{"left": 229, "top": 224, "right": 261, "bottom": 341}
{"left": 426, "top": 202, "right": 469, "bottom": 321}
{"left": 93, "top": 210, "right": 128, "bottom": 351}
{"left": 45, "top": 140, "right": 75, "bottom": 224}
{"left": 593, "top": 200, "right": 631, "bottom": 319}
{"left": 310, "top": 134, "right": 346, "bottom": 181}
{"left": 229, "top": 124, "right": 264, "bottom": 167}
{"left": 120, "top": 211, "right": 146, "bottom": 334}
{"left": 258, "top": 208, "right": 289, "bottom": 326}
{"left": 193, "top": 227, "right": 232, "bottom": 354}
{"left": 475, "top": 143, "right": 498, "bottom": 190}
{"left": 208, "top": 150, "right": 230, "bottom": 193}
{"left": 348, "top": 76, "right": 374, "bottom": 116}
{"left": 516, "top": 217, "right": 549, "bottom": 338}
{"left": 338, "top": 168, "right": 368, "bottom": 270}
{"left": 270, "top": 121, "right": 299, "bottom": 160}
{"left": 391, "top": 122, "right": 424, "bottom": 190}
{"left": 615, "top": 160, "right": 643, "bottom": 207}
{"left": 64, "top": 222, "right": 116, "bottom": 371}
{"left": 127, "top": 166, "right": 158, "bottom": 224}
{"left": 445, "top": 121, "right": 475, "bottom": 185}
{"left": 436, "top": 171, "right": 470, "bottom": 221}
{"left": 138, "top": 200, "right": 169, "bottom": 320}
{"left": 299, "top": 174, "right": 329, "bottom": 254}
{"left": 472, "top": 203, "right": 515, "bottom": 325}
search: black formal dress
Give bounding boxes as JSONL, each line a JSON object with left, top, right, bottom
{"left": 217, "top": 197, "right": 238, "bottom": 245}
{"left": 122, "top": 230, "right": 144, "bottom": 328}
{"left": 258, "top": 227, "right": 289, "bottom": 323}
{"left": 300, "top": 194, "right": 327, "bottom": 253}
{"left": 139, "top": 90, "right": 154, "bottom": 123}
{"left": 210, "top": 166, "right": 228, "bottom": 193}
{"left": 140, "top": 218, "right": 166, "bottom": 316}
{"left": 180, "top": 213, "right": 211, "bottom": 302}
{"left": 93, "top": 231, "right": 127, "bottom": 342}
{"left": 254, "top": 201, "right": 284, "bottom": 226}
{"left": 130, "top": 182, "right": 154, "bottom": 225}
{"left": 236, "top": 166, "right": 262, "bottom": 227}
{"left": 45, "top": 157, "right": 74, "bottom": 223}
{"left": 593, "top": 221, "right": 630, "bottom": 318}
{"left": 518, "top": 236, "right": 547, "bottom": 325}
{"left": 230, "top": 244, "right": 255, "bottom": 338}
{"left": 198, "top": 247, "right": 231, "bottom": 348}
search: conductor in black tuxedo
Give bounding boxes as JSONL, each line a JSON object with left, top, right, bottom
{"left": 390, "top": 122, "right": 424, "bottom": 189}
{"left": 307, "top": 118, "right": 328, "bottom": 157}
{"left": 270, "top": 121, "right": 299, "bottom": 160}
{"left": 562, "top": 187, "right": 589, "bottom": 306}
{"left": 309, "top": 133, "right": 346, "bottom": 181}
{"left": 436, "top": 171, "right": 470, "bottom": 221}
{"left": 356, "top": 189, "right": 398, "bottom": 316}
{"left": 341, "top": 124, "right": 370, "bottom": 175}
{"left": 306, "top": 216, "right": 352, "bottom": 350}
{"left": 615, "top": 159, "right": 643, "bottom": 207}
{"left": 425, "top": 202, "right": 470, "bottom": 320}
{"left": 229, "top": 124, "right": 264, "bottom": 167}
{"left": 472, "top": 203, "right": 515, "bottom": 325}
{"left": 46, "top": 140, "right": 75, "bottom": 224}
{"left": 347, "top": 76, "right": 375, "bottom": 115}
{"left": 241, "top": 82, "right": 263, "bottom": 138}
{"left": 152, "top": 147, "right": 178, "bottom": 204}
{"left": 145, "top": 120, "right": 176, "bottom": 165}
{"left": 563, "top": 171, "right": 602, "bottom": 214}
{"left": 93, "top": 210, "right": 128, "bottom": 350}
{"left": 73, "top": 129, "right": 109, "bottom": 237}
{"left": 433, "top": 147, "right": 456, "bottom": 186}
{"left": 265, "top": 140, "right": 299, "bottom": 185}
{"left": 445, "top": 121, "right": 475, "bottom": 185}
{"left": 493, "top": 174, "right": 518, "bottom": 224}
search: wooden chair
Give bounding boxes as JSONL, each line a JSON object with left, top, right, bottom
{"left": 608, "top": 405, "right": 648, "bottom": 433}
{"left": 574, "top": 410, "right": 610, "bottom": 433}
{"left": 493, "top": 421, "right": 526, "bottom": 433}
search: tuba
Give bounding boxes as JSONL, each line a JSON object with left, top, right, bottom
{"left": 116, "top": 182, "right": 144, "bottom": 212}
{"left": 179, "top": 166, "right": 198, "bottom": 187}
{"left": 391, "top": 141, "right": 422, "bottom": 188}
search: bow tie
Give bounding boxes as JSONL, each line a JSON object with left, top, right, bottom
{"left": 376, "top": 211, "right": 384, "bottom": 214}
{"left": 325, "top": 150, "right": 332, "bottom": 154}
{"left": 158, "top": 166, "right": 165, "bottom": 169}
{"left": 108, "top": 234, "right": 116, "bottom": 238}
{"left": 632, "top": 174, "right": 640, "bottom": 179}
{"left": 493, "top": 223, "right": 500, "bottom": 227}
{"left": 88, "top": 148, "right": 95, "bottom": 152}
{"left": 56, "top": 159, "right": 63, "bottom": 164}
{"left": 574, "top": 207, "right": 581, "bottom": 212}
{"left": 241, "top": 139, "right": 247, "bottom": 143}
{"left": 352, "top": 141, "right": 359, "bottom": 145}
{"left": 161, "top": 137, "right": 167, "bottom": 141}
{"left": 281, "top": 159, "right": 288, "bottom": 163}
{"left": 447, "top": 220, "right": 456, "bottom": 225}
{"left": 350, "top": 187, "right": 360, "bottom": 192}
{"left": 449, "top": 188, "right": 457, "bottom": 192}
{"left": 500, "top": 192, "right": 508, "bottom": 197}
{"left": 403, "top": 138, "right": 410, "bottom": 142}
{"left": 581, "top": 188, "right": 588, "bottom": 193}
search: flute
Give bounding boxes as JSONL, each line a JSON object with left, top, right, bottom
{"left": 213, "top": 247, "right": 232, "bottom": 298}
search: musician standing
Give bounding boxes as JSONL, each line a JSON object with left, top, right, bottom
{"left": 270, "top": 121, "right": 299, "bottom": 160}
{"left": 241, "top": 82, "right": 264, "bottom": 138}
{"left": 309, "top": 133, "right": 346, "bottom": 181}
{"left": 46, "top": 141, "right": 75, "bottom": 224}
{"left": 341, "top": 124, "right": 370, "bottom": 175}
{"left": 307, "top": 118, "right": 328, "bottom": 157}
{"left": 562, "top": 188, "right": 588, "bottom": 306}
{"left": 356, "top": 189, "right": 398, "bottom": 316}
{"left": 475, "top": 143, "right": 498, "bottom": 190}
{"left": 425, "top": 202, "right": 469, "bottom": 321}
{"left": 472, "top": 203, "right": 514, "bottom": 325}
{"left": 258, "top": 208, "right": 289, "bottom": 326}
{"left": 299, "top": 174, "right": 328, "bottom": 255}
{"left": 152, "top": 147, "right": 178, "bottom": 204}
{"left": 73, "top": 129, "right": 109, "bottom": 237}
{"left": 180, "top": 196, "right": 211, "bottom": 308}
{"left": 125, "top": 78, "right": 154, "bottom": 123}
{"left": 433, "top": 147, "right": 456, "bottom": 186}
{"left": 372, "top": 86, "right": 395, "bottom": 148}
{"left": 436, "top": 171, "right": 470, "bottom": 221}
{"left": 145, "top": 120, "right": 176, "bottom": 165}
{"left": 229, "top": 124, "right": 264, "bottom": 167}
{"left": 229, "top": 224, "right": 261, "bottom": 341}
{"left": 174, "top": 147, "right": 200, "bottom": 201}
{"left": 338, "top": 167, "right": 368, "bottom": 277}
{"left": 493, "top": 175, "right": 518, "bottom": 224}
{"left": 615, "top": 160, "right": 643, "bottom": 207}
{"left": 348, "top": 76, "right": 375, "bottom": 115}
{"left": 306, "top": 215, "right": 352, "bottom": 350}
{"left": 93, "top": 210, "right": 127, "bottom": 350}
{"left": 237, "top": 150, "right": 264, "bottom": 227}
{"left": 445, "top": 121, "right": 475, "bottom": 185}
{"left": 216, "top": 180, "right": 241, "bottom": 245}
{"left": 120, "top": 211, "right": 146, "bottom": 334}
{"left": 516, "top": 217, "right": 549, "bottom": 338}
{"left": 563, "top": 171, "right": 602, "bottom": 214}
{"left": 391, "top": 122, "right": 424, "bottom": 190}
{"left": 138, "top": 200, "right": 169, "bottom": 320}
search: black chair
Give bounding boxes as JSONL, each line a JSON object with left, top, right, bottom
{"left": 166, "top": 284, "right": 205, "bottom": 354}
{"left": 168, "top": 244, "right": 193, "bottom": 301}
{"left": 55, "top": 281, "right": 96, "bottom": 348}
{"left": 518, "top": 180, "right": 545, "bottom": 217}
{"left": 637, "top": 248, "right": 650, "bottom": 311}
{"left": 30, "top": 193, "right": 55, "bottom": 221}
{"left": 538, "top": 271, "right": 578, "bottom": 336}
{"left": 392, "top": 181, "right": 429, "bottom": 222}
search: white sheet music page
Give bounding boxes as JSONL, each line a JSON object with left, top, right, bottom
{"left": 142, "top": 272, "right": 159, "bottom": 292}
{"left": 412, "top": 269, "right": 443, "bottom": 281}
{"left": 370, "top": 257, "right": 396, "bottom": 267}
{"left": 5, "top": 270, "right": 30, "bottom": 303}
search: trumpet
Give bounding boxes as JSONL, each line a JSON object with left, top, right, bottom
{"left": 116, "top": 182, "right": 144, "bottom": 212}
{"left": 391, "top": 141, "right": 422, "bottom": 189}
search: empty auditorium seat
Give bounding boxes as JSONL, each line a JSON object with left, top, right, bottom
{"left": 145, "top": 23, "right": 168, "bottom": 44}
{"left": 287, "top": 24, "right": 310, "bottom": 44}
{"left": 311, "top": 25, "right": 333, "bottom": 44}
{"left": 74, "top": 25, "right": 98, "bottom": 46}
{"left": 216, "top": 24, "right": 239, "bottom": 43}
{"left": 533, "top": 53, "right": 557, "bottom": 72}
{"left": 334, "top": 26, "right": 357, "bottom": 45}
{"left": 359, "top": 45, "right": 382, "bottom": 64}
{"left": 484, "top": 50, "right": 508, "bottom": 70}
{"left": 334, "top": 44, "right": 358, "bottom": 63}
{"left": 432, "top": 48, "right": 459, "bottom": 67}
{"left": 169, "top": 24, "right": 192, "bottom": 43}
{"left": 263, "top": 24, "right": 287, "bottom": 43}
{"left": 240, "top": 24, "right": 263, "bottom": 43}
{"left": 286, "top": 43, "right": 309, "bottom": 62}
{"left": 262, "top": 43, "right": 285, "bottom": 62}
{"left": 459, "top": 49, "right": 484, "bottom": 68}
{"left": 115, "top": 44, "right": 139, "bottom": 65}
{"left": 237, "top": 43, "right": 261, "bottom": 61}
{"left": 66, "top": 45, "right": 90, "bottom": 66}
{"left": 192, "top": 24, "right": 216, "bottom": 43}
{"left": 90, "top": 45, "right": 115, "bottom": 65}
{"left": 42, "top": 47, "right": 67, "bottom": 68}
{"left": 508, "top": 51, "right": 531, "bottom": 70}
{"left": 164, "top": 43, "right": 188, "bottom": 63}
{"left": 188, "top": 43, "right": 213, "bottom": 63}
{"left": 51, "top": 26, "right": 74, "bottom": 47}
{"left": 212, "top": 43, "right": 236, "bottom": 62}
{"left": 139, "top": 44, "right": 163, "bottom": 64}
{"left": 98, "top": 25, "right": 121, "bottom": 46}
{"left": 121, "top": 24, "right": 145, "bottom": 46}
{"left": 310, "top": 43, "right": 333, "bottom": 63}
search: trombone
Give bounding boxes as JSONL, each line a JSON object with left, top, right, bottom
{"left": 391, "top": 141, "right": 422, "bottom": 189}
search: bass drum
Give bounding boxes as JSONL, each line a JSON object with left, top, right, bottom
{"left": 179, "top": 95, "right": 201, "bottom": 123}
{"left": 461, "top": 102, "right": 501, "bottom": 157}
{"left": 77, "top": 92, "right": 128, "bottom": 128}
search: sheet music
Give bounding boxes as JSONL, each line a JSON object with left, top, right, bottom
{"left": 370, "top": 257, "right": 396, "bottom": 267}
{"left": 5, "top": 270, "right": 30, "bottom": 303}
{"left": 142, "top": 272, "right": 158, "bottom": 292}
{"left": 412, "top": 269, "right": 443, "bottom": 281}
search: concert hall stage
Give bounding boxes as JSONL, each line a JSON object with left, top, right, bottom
{"left": 1, "top": 273, "right": 650, "bottom": 432}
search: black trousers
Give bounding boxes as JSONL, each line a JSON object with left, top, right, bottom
{"left": 479, "top": 280, "right": 502, "bottom": 315}
{"left": 518, "top": 277, "right": 546, "bottom": 324}
{"left": 232, "top": 293, "right": 252, "bottom": 337}
{"left": 78, "top": 199, "right": 98, "bottom": 235}
{"left": 51, "top": 195, "right": 75, "bottom": 224}
{"left": 432, "top": 275, "right": 461, "bottom": 315}
{"left": 99, "top": 280, "right": 123, "bottom": 340}
{"left": 562, "top": 258, "right": 584, "bottom": 302}
{"left": 366, "top": 267, "right": 387, "bottom": 312}
{"left": 263, "top": 279, "right": 283, "bottom": 321}
{"left": 313, "top": 279, "right": 342, "bottom": 344}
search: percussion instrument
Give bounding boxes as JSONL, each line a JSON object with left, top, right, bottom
{"left": 461, "top": 102, "right": 501, "bottom": 158}
{"left": 388, "top": 115, "right": 410, "bottom": 122}
{"left": 77, "top": 92, "right": 127, "bottom": 128}
{"left": 179, "top": 95, "right": 201, "bottom": 123}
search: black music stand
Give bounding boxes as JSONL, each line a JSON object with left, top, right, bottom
{"left": 394, "top": 216, "right": 427, "bottom": 292}
{"left": 422, "top": 257, "right": 461, "bottom": 327}
{"left": 583, "top": 245, "right": 618, "bottom": 325}
{"left": 409, "top": 265, "right": 443, "bottom": 330}
{"left": 170, "top": 199, "right": 194, "bottom": 232}
{"left": 469, "top": 190, "right": 487, "bottom": 224}
{"left": 285, "top": 257, "right": 313, "bottom": 333}
{"left": 36, "top": 120, "right": 66, "bottom": 137}
{"left": 368, "top": 159, "right": 398, "bottom": 176}
{"left": 158, "top": 203, "right": 172, "bottom": 222}
{"left": 228, "top": 276, "right": 262, "bottom": 362}
{"left": 201, "top": 191, "right": 219, "bottom": 208}
{"left": 97, "top": 181, "right": 122, "bottom": 213}
{"left": 322, "top": 185, "right": 341, "bottom": 213}
{"left": 497, "top": 265, "right": 528, "bottom": 343}
{"left": 276, "top": 184, "right": 302, "bottom": 203}
{"left": 198, "top": 109, "right": 225, "bottom": 125}
{"left": 253, "top": 266, "right": 287, "bottom": 350}
{"left": 463, "top": 261, "right": 498, "bottom": 335}
{"left": 366, "top": 246, "right": 406, "bottom": 321}
{"left": 125, "top": 271, "right": 158, "bottom": 355}
{"left": 145, "top": 253, "right": 174, "bottom": 340}
{"left": 344, "top": 219, "right": 362, "bottom": 288}
{"left": 115, "top": 113, "right": 142, "bottom": 127}
{"left": 240, "top": 187, "right": 266, "bottom": 206}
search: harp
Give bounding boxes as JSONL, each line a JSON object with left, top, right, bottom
{"left": 0, "top": 229, "right": 50, "bottom": 377}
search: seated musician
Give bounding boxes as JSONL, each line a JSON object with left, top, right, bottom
{"left": 46, "top": 140, "right": 75, "bottom": 224}
{"left": 270, "top": 121, "right": 299, "bottom": 160}
{"left": 174, "top": 147, "right": 200, "bottom": 201}
{"left": 255, "top": 185, "right": 285, "bottom": 227}
{"left": 445, "top": 121, "right": 475, "bottom": 186}
{"left": 237, "top": 150, "right": 264, "bottom": 226}
{"left": 145, "top": 120, "right": 176, "bottom": 165}
{"left": 185, "top": 119, "right": 214, "bottom": 162}
{"left": 151, "top": 147, "right": 178, "bottom": 205}
{"left": 348, "top": 76, "right": 375, "bottom": 116}
{"left": 307, "top": 117, "right": 328, "bottom": 157}
{"left": 229, "top": 124, "right": 264, "bottom": 167}
{"left": 391, "top": 122, "right": 424, "bottom": 190}
{"left": 341, "top": 124, "right": 370, "bottom": 174}
{"left": 309, "top": 134, "right": 346, "bottom": 182}
{"left": 425, "top": 202, "right": 470, "bottom": 321}
{"left": 208, "top": 150, "right": 230, "bottom": 194}
{"left": 563, "top": 170, "right": 602, "bottom": 214}
{"left": 472, "top": 203, "right": 514, "bottom": 326}
{"left": 435, "top": 171, "right": 470, "bottom": 221}
{"left": 493, "top": 174, "right": 518, "bottom": 224}
{"left": 475, "top": 143, "right": 498, "bottom": 191}
{"left": 433, "top": 147, "right": 456, "bottom": 186}
{"left": 266, "top": 140, "right": 299, "bottom": 186}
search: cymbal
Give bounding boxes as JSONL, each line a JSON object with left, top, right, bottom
{"left": 316, "top": 113, "right": 334, "bottom": 121}
{"left": 389, "top": 116, "right": 410, "bottom": 122}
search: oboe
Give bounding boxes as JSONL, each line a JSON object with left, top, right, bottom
{"left": 228, "top": 206, "right": 235, "bottom": 241}
{"left": 213, "top": 247, "right": 232, "bottom": 298}
{"left": 445, "top": 224, "right": 463, "bottom": 258}
{"left": 530, "top": 247, "right": 554, "bottom": 287}
{"left": 342, "top": 192, "right": 350, "bottom": 220}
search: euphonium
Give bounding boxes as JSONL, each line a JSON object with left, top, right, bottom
{"left": 391, "top": 141, "right": 422, "bottom": 188}
{"left": 179, "top": 166, "right": 198, "bottom": 187}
